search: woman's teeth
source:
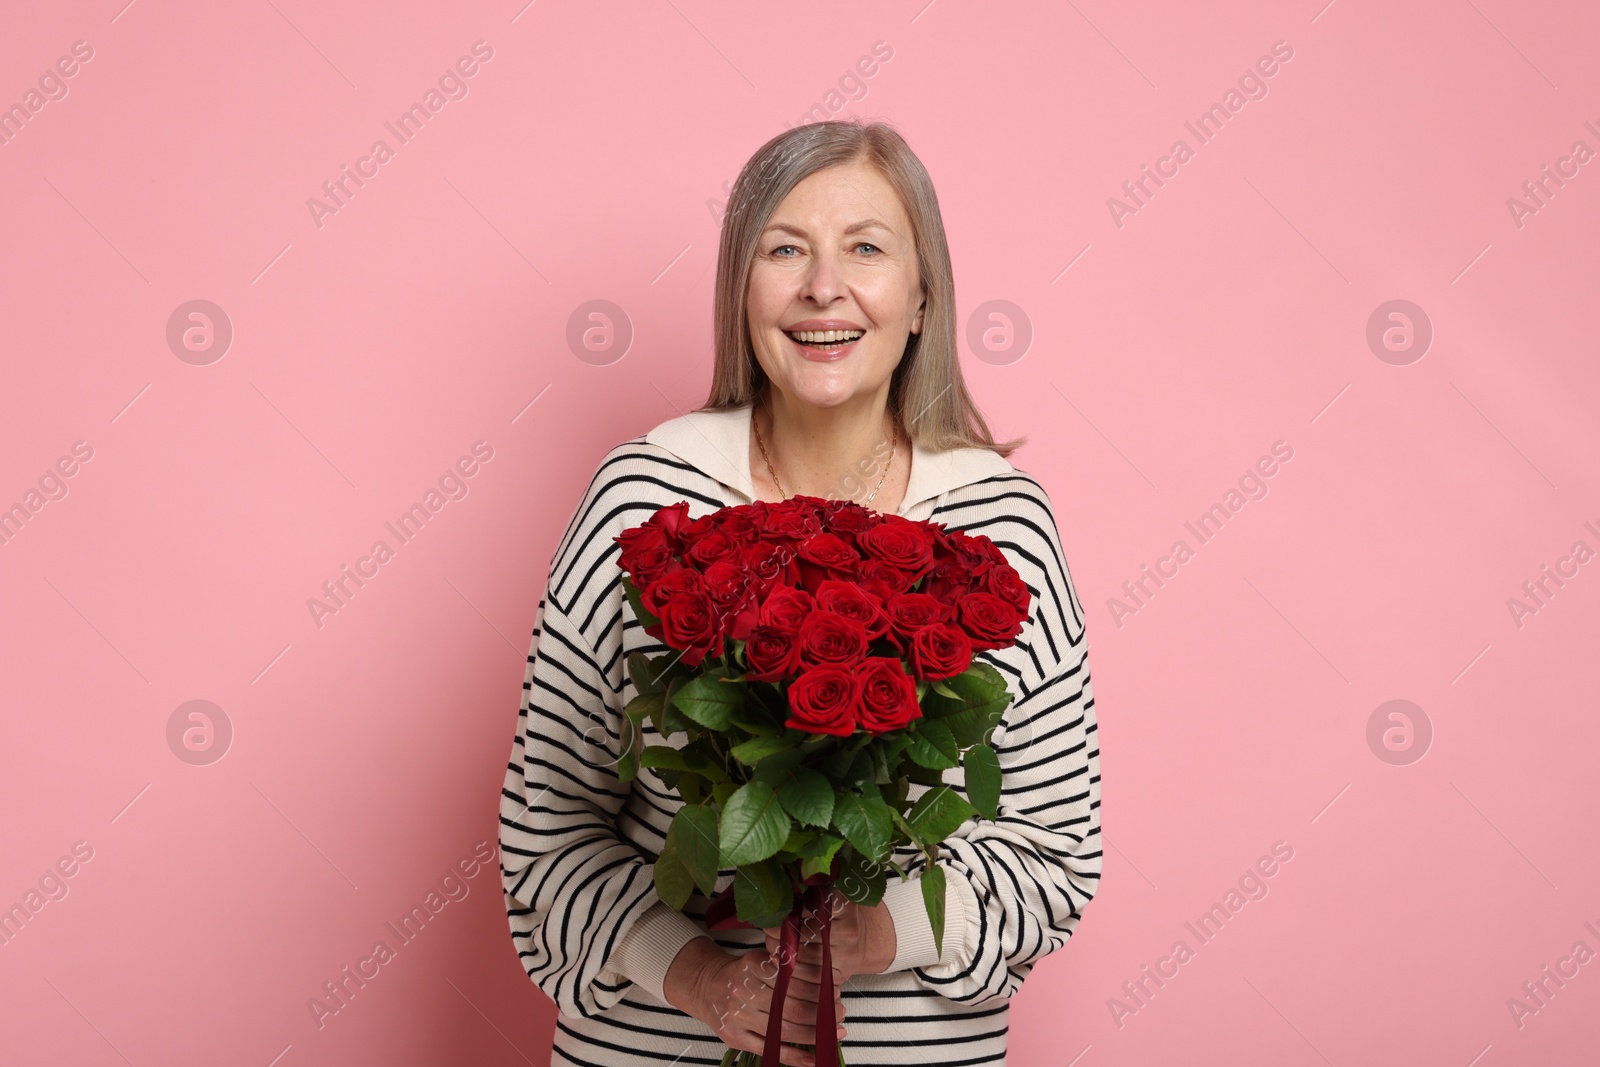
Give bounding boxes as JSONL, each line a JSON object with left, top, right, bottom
{"left": 787, "top": 329, "right": 864, "bottom": 349}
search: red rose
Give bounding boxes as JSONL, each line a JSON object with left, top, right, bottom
{"left": 615, "top": 524, "right": 676, "bottom": 585}
{"left": 645, "top": 501, "right": 692, "bottom": 547}
{"left": 824, "top": 501, "right": 881, "bottom": 546}
{"left": 854, "top": 573, "right": 897, "bottom": 612}
{"left": 653, "top": 590, "right": 720, "bottom": 666}
{"left": 714, "top": 507, "right": 760, "bottom": 544}
{"left": 855, "top": 516, "right": 935, "bottom": 582}
{"left": 956, "top": 592, "right": 1024, "bottom": 651}
{"left": 921, "top": 559, "right": 975, "bottom": 606}
{"left": 796, "top": 532, "right": 861, "bottom": 593}
{"left": 743, "top": 625, "right": 801, "bottom": 681}
{"left": 758, "top": 584, "right": 813, "bottom": 632}
{"left": 984, "top": 562, "right": 1031, "bottom": 617}
{"left": 786, "top": 666, "right": 859, "bottom": 737}
{"left": 760, "top": 499, "right": 825, "bottom": 542}
{"left": 701, "top": 560, "right": 758, "bottom": 641}
{"left": 740, "top": 538, "right": 801, "bottom": 597}
{"left": 642, "top": 568, "right": 704, "bottom": 615}
{"left": 859, "top": 559, "right": 909, "bottom": 593}
{"left": 909, "top": 622, "right": 972, "bottom": 680}
{"left": 796, "top": 609, "right": 868, "bottom": 669}
{"left": 678, "top": 511, "right": 720, "bottom": 547}
{"left": 814, "top": 579, "right": 890, "bottom": 641}
{"left": 942, "top": 529, "right": 1004, "bottom": 573}
{"left": 885, "top": 592, "right": 949, "bottom": 652}
{"left": 855, "top": 657, "right": 923, "bottom": 735}
{"left": 685, "top": 529, "right": 739, "bottom": 568}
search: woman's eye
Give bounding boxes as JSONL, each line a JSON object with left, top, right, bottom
{"left": 855, "top": 242, "right": 881, "bottom": 255}
{"left": 771, "top": 244, "right": 800, "bottom": 257}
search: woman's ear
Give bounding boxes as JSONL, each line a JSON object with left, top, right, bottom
{"left": 911, "top": 292, "right": 926, "bottom": 336}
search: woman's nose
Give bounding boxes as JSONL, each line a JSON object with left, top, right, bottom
{"left": 799, "top": 253, "right": 847, "bottom": 304}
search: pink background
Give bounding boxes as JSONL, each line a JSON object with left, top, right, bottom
{"left": 2, "top": 1, "right": 1597, "bottom": 1063}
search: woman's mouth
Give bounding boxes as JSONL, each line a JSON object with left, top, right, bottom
{"left": 785, "top": 328, "right": 864, "bottom": 360}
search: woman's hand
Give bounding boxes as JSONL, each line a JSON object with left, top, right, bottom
{"left": 664, "top": 938, "right": 846, "bottom": 1067}
{"left": 762, "top": 888, "right": 897, "bottom": 987}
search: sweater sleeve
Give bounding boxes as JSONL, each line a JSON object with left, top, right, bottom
{"left": 876, "top": 553, "right": 1102, "bottom": 1003}
{"left": 498, "top": 592, "right": 710, "bottom": 1019}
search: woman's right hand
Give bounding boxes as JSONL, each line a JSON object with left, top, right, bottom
{"left": 665, "top": 939, "right": 846, "bottom": 1066}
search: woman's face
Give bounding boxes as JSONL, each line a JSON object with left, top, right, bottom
{"left": 746, "top": 159, "right": 925, "bottom": 412}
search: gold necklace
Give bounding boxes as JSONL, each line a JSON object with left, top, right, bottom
{"left": 753, "top": 404, "right": 898, "bottom": 505}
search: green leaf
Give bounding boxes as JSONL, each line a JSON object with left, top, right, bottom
{"left": 940, "top": 702, "right": 1008, "bottom": 750}
{"left": 777, "top": 768, "right": 834, "bottom": 829}
{"left": 720, "top": 779, "right": 793, "bottom": 866}
{"left": 678, "top": 773, "right": 708, "bottom": 806}
{"left": 618, "top": 693, "right": 659, "bottom": 783}
{"left": 628, "top": 651, "right": 665, "bottom": 696}
{"left": 735, "top": 858, "right": 795, "bottom": 929}
{"left": 798, "top": 833, "right": 847, "bottom": 880}
{"left": 621, "top": 574, "right": 660, "bottom": 629}
{"left": 905, "top": 720, "right": 959, "bottom": 770}
{"left": 669, "top": 805, "right": 722, "bottom": 897}
{"left": 731, "top": 717, "right": 780, "bottom": 739}
{"left": 876, "top": 733, "right": 912, "bottom": 772}
{"left": 712, "top": 780, "right": 738, "bottom": 808}
{"left": 672, "top": 672, "right": 743, "bottom": 731}
{"left": 661, "top": 676, "right": 693, "bottom": 735}
{"left": 920, "top": 864, "right": 948, "bottom": 958}
{"left": 730, "top": 736, "right": 792, "bottom": 767}
{"left": 752, "top": 745, "right": 806, "bottom": 786}
{"left": 891, "top": 774, "right": 911, "bottom": 807}
{"left": 836, "top": 846, "right": 887, "bottom": 906}
{"left": 640, "top": 745, "right": 691, "bottom": 771}
{"left": 782, "top": 828, "right": 818, "bottom": 852}
{"left": 963, "top": 743, "right": 1002, "bottom": 821}
{"left": 846, "top": 747, "right": 875, "bottom": 789}
{"left": 870, "top": 743, "right": 890, "bottom": 785}
{"left": 906, "top": 785, "right": 978, "bottom": 846}
{"left": 832, "top": 790, "right": 894, "bottom": 862}
{"left": 652, "top": 831, "right": 694, "bottom": 910}
{"left": 922, "top": 664, "right": 1011, "bottom": 723}
{"left": 890, "top": 810, "right": 922, "bottom": 850}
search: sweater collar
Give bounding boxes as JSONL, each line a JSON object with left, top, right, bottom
{"left": 643, "top": 402, "right": 1013, "bottom": 516}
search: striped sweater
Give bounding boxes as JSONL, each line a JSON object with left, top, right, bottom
{"left": 498, "top": 402, "right": 1102, "bottom": 1066}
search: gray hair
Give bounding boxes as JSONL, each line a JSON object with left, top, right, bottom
{"left": 699, "top": 119, "right": 1023, "bottom": 456}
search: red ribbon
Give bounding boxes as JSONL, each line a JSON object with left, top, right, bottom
{"left": 704, "top": 868, "right": 840, "bottom": 1067}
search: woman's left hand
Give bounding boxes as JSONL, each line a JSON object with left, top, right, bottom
{"left": 763, "top": 888, "right": 896, "bottom": 985}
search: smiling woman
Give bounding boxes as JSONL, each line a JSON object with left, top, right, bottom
{"left": 498, "top": 120, "right": 1102, "bottom": 1067}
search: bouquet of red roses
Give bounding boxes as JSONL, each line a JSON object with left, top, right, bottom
{"left": 612, "top": 495, "right": 1030, "bottom": 1067}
